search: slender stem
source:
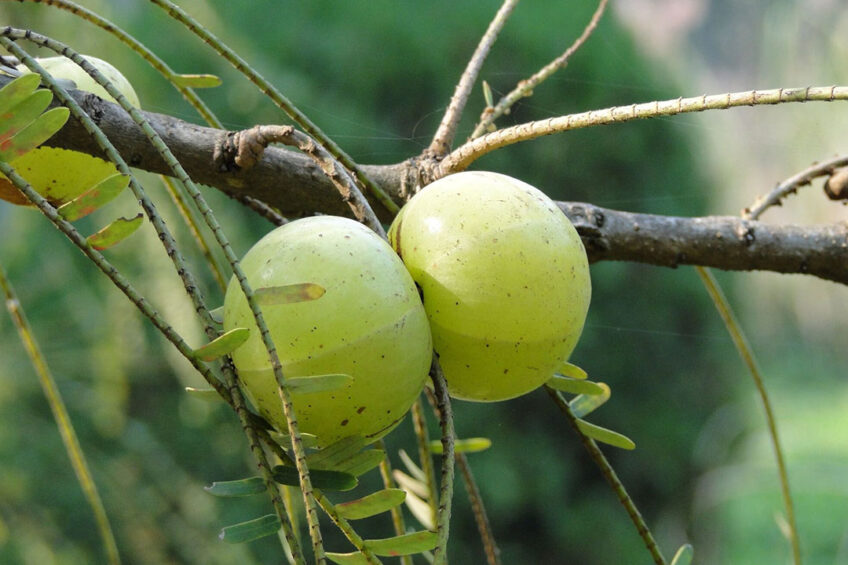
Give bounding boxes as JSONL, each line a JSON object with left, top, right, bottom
{"left": 695, "top": 267, "right": 800, "bottom": 565}
{"left": 438, "top": 85, "right": 848, "bottom": 175}
{"left": 546, "top": 386, "right": 666, "bottom": 565}
{"left": 429, "top": 359, "right": 456, "bottom": 565}
{"left": 470, "top": 0, "right": 608, "bottom": 139}
{"left": 456, "top": 453, "right": 501, "bottom": 565}
{"left": 744, "top": 154, "right": 848, "bottom": 220}
{"left": 411, "top": 397, "right": 439, "bottom": 526}
{"left": 146, "top": 0, "right": 399, "bottom": 215}
{"left": 0, "top": 264, "right": 121, "bottom": 565}
{"left": 377, "top": 439, "right": 413, "bottom": 565}
{"left": 427, "top": 0, "right": 519, "bottom": 156}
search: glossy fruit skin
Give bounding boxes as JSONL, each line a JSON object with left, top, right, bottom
{"left": 388, "top": 171, "right": 591, "bottom": 402}
{"left": 223, "top": 216, "right": 433, "bottom": 447}
{"left": 0, "top": 55, "right": 140, "bottom": 206}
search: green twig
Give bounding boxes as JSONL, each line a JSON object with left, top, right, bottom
{"left": 0, "top": 263, "right": 121, "bottom": 565}
{"left": 429, "top": 359, "right": 456, "bottom": 565}
{"left": 695, "top": 266, "right": 800, "bottom": 565}
{"left": 545, "top": 386, "right": 666, "bottom": 565}
{"left": 456, "top": 453, "right": 501, "bottom": 565}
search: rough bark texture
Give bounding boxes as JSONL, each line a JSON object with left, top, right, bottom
{"left": 4, "top": 74, "right": 847, "bottom": 284}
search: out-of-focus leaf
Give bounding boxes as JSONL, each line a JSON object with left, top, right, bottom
{"left": 171, "top": 73, "right": 222, "bottom": 88}
{"left": 86, "top": 214, "right": 143, "bottom": 250}
{"left": 336, "top": 488, "right": 406, "bottom": 520}
{"left": 670, "top": 544, "right": 694, "bottom": 565}
{"left": 326, "top": 552, "right": 373, "bottom": 565}
{"left": 398, "top": 449, "right": 426, "bottom": 482}
{"left": 366, "top": 530, "right": 438, "bottom": 556}
{"left": 558, "top": 361, "right": 588, "bottom": 380}
{"left": 288, "top": 373, "right": 352, "bottom": 394}
{"left": 208, "top": 306, "right": 224, "bottom": 324}
{"left": 429, "top": 437, "right": 491, "bottom": 455}
{"left": 193, "top": 327, "right": 250, "bottom": 361}
{"left": 0, "top": 73, "right": 41, "bottom": 116}
{"left": 218, "top": 514, "right": 280, "bottom": 543}
{"left": 185, "top": 387, "right": 224, "bottom": 402}
{"left": 546, "top": 375, "right": 605, "bottom": 395}
{"left": 569, "top": 383, "right": 611, "bottom": 418}
{"left": 57, "top": 173, "right": 130, "bottom": 221}
{"left": 403, "top": 488, "right": 434, "bottom": 530}
{"left": 255, "top": 283, "right": 325, "bottom": 305}
{"left": 306, "top": 435, "right": 367, "bottom": 470}
{"left": 575, "top": 419, "right": 636, "bottom": 450}
{"left": 204, "top": 477, "right": 265, "bottom": 497}
{"left": 392, "top": 470, "right": 428, "bottom": 499}
{"left": 1, "top": 89, "right": 52, "bottom": 140}
{"left": 0, "top": 107, "right": 69, "bottom": 162}
{"left": 271, "top": 464, "right": 357, "bottom": 492}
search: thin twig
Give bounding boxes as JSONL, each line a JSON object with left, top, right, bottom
{"left": 437, "top": 86, "right": 848, "bottom": 176}
{"left": 470, "top": 0, "right": 609, "bottom": 139}
{"left": 427, "top": 0, "right": 520, "bottom": 156}
{"left": 695, "top": 267, "right": 801, "bottom": 565}
{"left": 545, "top": 386, "right": 666, "bottom": 565}
{"left": 744, "top": 154, "right": 848, "bottom": 220}
{"left": 0, "top": 264, "right": 122, "bottom": 565}
{"left": 429, "top": 359, "right": 456, "bottom": 565}
{"left": 377, "top": 439, "right": 413, "bottom": 565}
{"left": 456, "top": 454, "right": 501, "bottom": 565}
{"left": 411, "top": 397, "right": 440, "bottom": 527}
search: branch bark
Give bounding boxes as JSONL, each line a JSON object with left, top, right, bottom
{"left": 6, "top": 74, "right": 846, "bottom": 284}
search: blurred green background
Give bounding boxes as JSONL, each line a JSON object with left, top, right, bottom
{"left": 1, "top": 1, "right": 846, "bottom": 563}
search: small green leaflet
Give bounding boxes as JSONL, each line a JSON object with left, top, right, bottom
{"left": 546, "top": 375, "right": 605, "bottom": 395}
{"left": 339, "top": 449, "right": 385, "bottom": 477}
{"left": 0, "top": 106, "right": 69, "bottom": 162}
{"left": 365, "top": 530, "right": 439, "bottom": 556}
{"left": 482, "top": 80, "right": 494, "bottom": 108}
{"left": 185, "top": 387, "right": 223, "bottom": 402}
{"left": 392, "top": 470, "right": 428, "bottom": 499}
{"left": 325, "top": 552, "right": 372, "bottom": 565}
{"left": 219, "top": 514, "right": 280, "bottom": 544}
{"left": 576, "top": 419, "right": 635, "bottom": 450}
{"left": 0, "top": 73, "right": 41, "bottom": 116}
{"left": 87, "top": 214, "right": 143, "bottom": 250}
{"left": 403, "top": 488, "right": 434, "bottom": 530}
{"left": 569, "top": 383, "right": 611, "bottom": 418}
{"left": 288, "top": 373, "right": 352, "bottom": 394}
{"left": 670, "top": 544, "right": 694, "bottom": 565}
{"left": 558, "top": 361, "right": 588, "bottom": 380}
{"left": 254, "top": 282, "right": 325, "bottom": 305}
{"left": 306, "top": 435, "right": 367, "bottom": 470}
{"left": 429, "top": 437, "right": 491, "bottom": 455}
{"left": 57, "top": 173, "right": 130, "bottom": 221}
{"left": 171, "top": 73, "right": 222, "bottom": 88}
{"left": 335, "top": 488, "right": 406, "bottom": 520}
{"left": 208, "top": 306, "right": 224, "bottom": 324}
{"left": 2, "top": 89, "right": 53, "bottom": 138}
{"left": 193, "top": 327, "right": 250, "bottom": 361}
{"left": 271, "top": 464, "right": 357, "bottom": 492}
{"left": 205, "top": 477, "right": 265, "bottom": 497}
{"left": 398, "top": 449, "right": 426, "bottom": 483}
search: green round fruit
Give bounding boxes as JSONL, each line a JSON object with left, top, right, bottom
{"left": 223, "top": 216, "right": 433, "bottom": 447}
{"left": 0, "top": 55, "right": 140, "bottom": 206}
{"left": 388, "top": 171, "right": 591, "bottom": 402}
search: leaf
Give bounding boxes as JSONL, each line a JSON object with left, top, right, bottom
{"left": 185, "top": 387, "right": 224, "bottom": 402}
{"left": 271, "top": 464, "right": 357, "bottom": 492}
{"left": 193, "top": 327, "right": 250, "bottom": 361}
{"left": 546, "top": 375, "right": 605, "bottom": 396}
{"left": 338, "top": 449, "right": 385, "bottom": 477}
{"left": 336, "top": 488, "right": 406, "bottom": 520}
{"left": 0, "top": 106, "right": 70, "bottom": 162}
{"left": 0, "top": 89, "right": 53, "bottom": 141}
{"left": 287, "top": 373, "right": 352, "bottom": 394}
{"left": 86, "top": 214, "right": 143, "bottom": 250}
{"left": 398, "top": 449, "right": 426, "bottom": 483}
{"left": 208, "top": 306, "right": 224, "bottom": 324}
{"left": 429, "top": 437, "right": 491, "bottom": 455}
{"left": 670, "top": 544, "right": 694, "bottom": 565}
{"left": 0, "top": 73, "right": 41, "bottom": 116}
{"left": 205, "top": 477, "right": 265, "bottom": 497}
{"left": 325, "top": 552, "right": 372, "bottom": 565}
{"left": 57, "top": 173, "right": 131, "bottom": 221}
{"left": 569, "top": 383, "right": 611, "bottom": 418}
{"left": 575, "top": 419, "right": 636, "bottom": 450}
{"left": 392, "top": 470, "right": 429, "bottom": 499}
{"left": 218, "top": 514, "right": 280, "bottom": 544}
{"left": 558, "top": 361, "right": 588, "bottom": 380}
{"left": 254, "top": 282, "right": 326, "bottom": 305}
{"left": 306, "top": 435, "right": 367, "bottom": 470}
{"left": 403, "top": 489, "right": 434, "bottom": 530}
{"left": 366, "top": 530, "right": 439, "bottom": 557}
{"left": 482, "top": 80, "right": 494, "bottom": 108}
{"left": 271, "top": 430, "right": 321, "bottom": 449}
{"left": 171, "top": 73, "right": 222, "bottom": 88}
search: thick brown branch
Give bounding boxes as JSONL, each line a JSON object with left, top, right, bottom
{"left": 6, "top": 74, "right": 846, "bottom": 284}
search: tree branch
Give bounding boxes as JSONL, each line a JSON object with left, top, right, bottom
{"left": 6, "top": 74, "right": 846, "bottom": 284}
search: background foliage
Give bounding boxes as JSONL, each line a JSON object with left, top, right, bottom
{"left": 0, "top": 1, "right": 846, "bottom": 564}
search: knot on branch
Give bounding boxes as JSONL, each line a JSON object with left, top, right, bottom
{"left": 398, "top": 154, "right": 442, "bottom": 200}
{"left": 824, "top": 167, "right": 848, "bottom": 200}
